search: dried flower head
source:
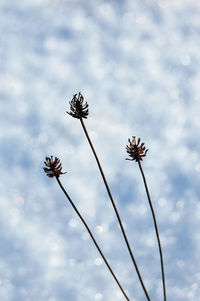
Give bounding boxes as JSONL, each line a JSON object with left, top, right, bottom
{"left": 126, "top": 136, "right": 148, "bottom": 162}
{"left": 43, "top": 156, "right": 67, "bottom": 178}
{"left": 67, "top": 92, "right": 89, "bottom": 119}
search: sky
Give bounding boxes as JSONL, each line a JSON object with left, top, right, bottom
{"left": 1, "top": 0, "right": 200, "bottom": 300}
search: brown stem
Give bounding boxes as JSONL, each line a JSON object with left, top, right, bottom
{"left": 55, "top": 176, "right": 130, "bottom": 301}
{"left": 80, "top": 118, "right": 151, "bottom": 301}
{"left": 138, "top": 160, "right": 167, "bottom": 301}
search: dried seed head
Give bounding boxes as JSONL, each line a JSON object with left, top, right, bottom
{"left": 67, "top": 92, "right": 89, "bottom": 119}
{"left": 126, "top": 136, "right": 148, "bottom": 162}
{"left": 43, "top": 156, "right": 67, "bottom": 178}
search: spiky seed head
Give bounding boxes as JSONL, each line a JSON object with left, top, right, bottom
{"left": 43, "top": 156, "right": 67, "bottom": 178}
{"left": 126, "top": 136, "right": 148, "bottom": 162}
{"left": 67, "top": 92, "right": 89, "bottom": 119}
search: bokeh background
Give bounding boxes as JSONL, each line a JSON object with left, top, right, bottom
{"left": 1, "top": 0, "right": 200, "bottom": 300}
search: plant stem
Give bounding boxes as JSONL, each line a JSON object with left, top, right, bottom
{"left": 138, "top": 160, "right": 167, "bottom": 301}
{"left": 55, "top": 176, "right": 130, "bottom": 301}
{"left": 80, "top": 118, "right": 151, "bottom": 301}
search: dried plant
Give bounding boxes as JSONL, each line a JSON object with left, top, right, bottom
{"left": 67, "top": 93, "right": 152, "bottom": 301}
{"left": 126, "top": 137, "right": 167, "bottom": 301}
{"left": 43, "top": 156, "right": 130, "bottom": 301}
{"left": 43, "top": 94, "right": 168, "bottom": 301}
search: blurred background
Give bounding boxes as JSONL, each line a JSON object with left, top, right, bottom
{"left": 1, "top": 0, "right": 200, "bottom": 300}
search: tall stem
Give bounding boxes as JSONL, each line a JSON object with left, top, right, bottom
{"left": 56, "top": 176, "right": 130, "bottom": 301}
{"left": 138, "top": 160, "right": 167, "bottom": 301}
{"left": 80, "top": 118, "right": 151, "bottom": 301}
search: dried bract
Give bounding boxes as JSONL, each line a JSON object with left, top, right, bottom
{"left": 43, "top": 156, "right": 66, "bottom": 178}
{"left": 67, "top": 92, "right": 89, "bottom": 119}
{"left": 126, "top": 136, "right": 148, "bottom": 162}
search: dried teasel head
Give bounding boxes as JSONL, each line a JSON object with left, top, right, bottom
{"left": 43, "top": 156, "right": 67, "bottom": 178}
{"left": 67, "top": 92, "right": 89, "bottom": 119}
{"left": 126, "top": 136, "right": 148, "bottom": 162}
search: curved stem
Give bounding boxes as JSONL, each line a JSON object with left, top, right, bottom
{"left": 55, "top": 176, "right": 130, "bottom": 301}
{"left": 138, "top": 160, "right": 167, "bottom": 301}
{"left": 80, "top": 118, "right": 151, "bottom": 301}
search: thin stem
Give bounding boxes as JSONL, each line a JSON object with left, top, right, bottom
{"left": 138, "top": 160, "right": 167, "bottom": 301}
{"left": 55, "top": 176, "right": 130, "bottom": 301}
{"left": 80, "top": 118, "right": 151, "bottom": 301}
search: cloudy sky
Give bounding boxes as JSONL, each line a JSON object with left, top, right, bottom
{"left": 1, "top": 0, "right": 200, "bottom": 300}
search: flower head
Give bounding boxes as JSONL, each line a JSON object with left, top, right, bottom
{"left": 67, "top": 92, "right": 89, "bottom": 119}
{"left": 126, "top": 136, "right": 148, "bottom": 162}
{"left": 43, "top": 156, "right": 67, "bottom": 178}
